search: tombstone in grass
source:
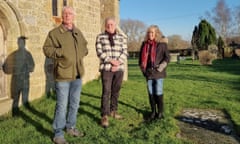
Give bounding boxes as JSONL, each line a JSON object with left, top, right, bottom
{"left": 170, "top": 53, "right": 180, "bottom": 63}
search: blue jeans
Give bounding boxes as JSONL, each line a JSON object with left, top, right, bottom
{"left": 53, "top": 79, "right": 82, "bottom": 137}
{"left": 147, "top": 78, "right": 164, "bottom": 95}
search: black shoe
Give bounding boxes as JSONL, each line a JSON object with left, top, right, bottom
{"left": 148, "top": 94, "right": 156, "bottom": 121}
{"left": 156, "top": 112, "right": 164, "bottom": 119}
{"left": 155, "top": 95, "right": 164, "bottom": 120}
{"left": 148, "top": 111, "right": 156, "bottom": 120}
{"left": 24, "top": 102, "right": 31, "bottom": 109}
{"left": 12, "top": 108, "right": 20, "bottom": 117}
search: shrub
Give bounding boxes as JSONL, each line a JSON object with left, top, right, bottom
{"left": 234, "top": 49, "right": 240, "bottom": 57}
{"left": 198, "top": 50, "right": 216, "bottom": 65}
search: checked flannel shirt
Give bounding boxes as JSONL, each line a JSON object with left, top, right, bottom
{"left": 95, "top": 31, "right": 128, "bottom": 72}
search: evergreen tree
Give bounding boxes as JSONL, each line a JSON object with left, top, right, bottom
{"left": 191, "top": 26, "right": 199, "bottom": 60}
{"left": 191, "top": 19, "right": 217, "bottom": 51}
{"left": 217, "top": 36, "right": 225, "bottom": 58}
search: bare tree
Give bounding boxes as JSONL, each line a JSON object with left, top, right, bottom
{"left": 205, "top": 0, "right": 232, "bottom": 38}
{"left": 120, "top": 19, "right": 147, "bottom": 52}
{"left": 233, "top": 6, "right": 240, "bottom": 36}
{"left": 168, "top": 35, "right": 190, "bottom": 50}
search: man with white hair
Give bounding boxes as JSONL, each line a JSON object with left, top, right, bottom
{"left": 43, "top": 6, "right": 88, "bottom": 144}
{"left": 95, "top": 17, "right": 128, "bottom": 128}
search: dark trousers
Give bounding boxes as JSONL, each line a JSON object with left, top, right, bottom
{"left": 100, "top": 71, "right": 124, "bottom": 116}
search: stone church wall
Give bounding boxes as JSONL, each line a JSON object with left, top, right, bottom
{"left": 0, "top": 0, "right": 122, "bottom": 115}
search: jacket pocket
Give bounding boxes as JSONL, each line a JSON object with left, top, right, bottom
{"left": 55, "top": 60, "right": 73, "bottom": 79}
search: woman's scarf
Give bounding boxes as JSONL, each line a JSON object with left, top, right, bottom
{"left": 106, "top": 31, "right": 116, "bottom": 47}
{"left": 140, "top": 40, "right": 156, "bottom": 71}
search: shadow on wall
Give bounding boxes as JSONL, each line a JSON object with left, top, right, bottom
{"left": 44, "top": 57, "right": 55, "bottom": 98}
{"left": 2, "top": 36, "right": 35, "bottom": 116}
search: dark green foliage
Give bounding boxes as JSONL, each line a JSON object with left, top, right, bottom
{"left": 217, "top": 36, "right": 225, "bottom": 58}
{"left": 192, "top": 19, "right": 217, "bottom": 50}
{"left": 217, "top": 36, "right": 224, "bottom": 48}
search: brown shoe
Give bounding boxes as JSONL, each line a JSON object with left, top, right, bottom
{"left": 53, "top": 136, "right": 68, "bottom": 144}
{"left": 66, "top": 128, "right": 85, "bottom": 137}
{"left": 110, "top": 111, "right": 123, "bottom": 119}
{"left": 101, "top": 115, "right": 109, "bottom": 128}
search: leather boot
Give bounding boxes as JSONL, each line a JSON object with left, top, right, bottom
{"left": 155, "top": 95, "right": 164, "bottom": 119}
{"left": 148, "top": 94, "right": 156, "bottom": 120}
{"left": 101, "top": 115, "right": 109, "bottom": 128}
{"left": 110, "top": 111, "right": 123, "bottom": 119}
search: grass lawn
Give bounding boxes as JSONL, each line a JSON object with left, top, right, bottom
{"left": 0, "top": 58, "right": 239, "bottom": 144}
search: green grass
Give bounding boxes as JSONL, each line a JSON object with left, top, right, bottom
{"left": 0, "top": 58, "right": 239, "bottom": 144}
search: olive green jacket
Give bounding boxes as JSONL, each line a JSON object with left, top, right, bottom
{"left": 43, "top": 24, "right": 88, "bottom": 81}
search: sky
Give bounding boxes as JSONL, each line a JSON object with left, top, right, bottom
{"left": 120, "top": 0, "right": 239, "bottom": 41}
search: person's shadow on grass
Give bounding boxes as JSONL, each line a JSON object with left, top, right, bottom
{"left": 80, "top": 91, "right": 148, "bottom": 123}
{"left": 17, "top": 105, "right": 53, "bottom": 139}
{"left": 79, "top": 92, "right": 101, "bottom": 124}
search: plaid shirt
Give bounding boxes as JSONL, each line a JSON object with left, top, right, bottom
{"left": 96, "top": 32, "right": 128, "bottom": 71}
